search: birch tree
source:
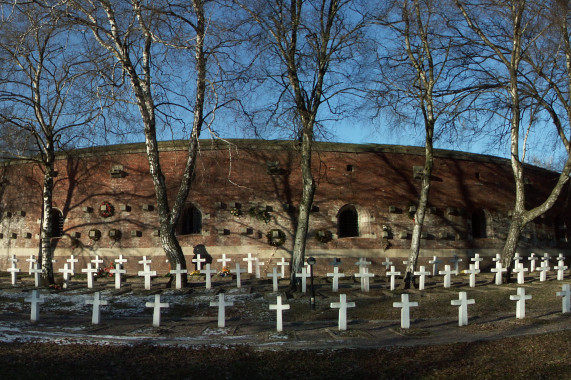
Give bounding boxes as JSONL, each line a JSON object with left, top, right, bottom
{"left": 454, "top": 0, "right": 571, "bottom": 279}
{"left": 0, "top": 3, "right": 103, "bottom": 283}
{"left": 62, "top": 0, "right": 218, "bottom": 286}
{"left": 235, "top": 0, "right": 369, "bottom": 288}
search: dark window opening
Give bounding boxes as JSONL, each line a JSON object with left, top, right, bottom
{"left": 475, "top": 172, "right": 480, "bottom": 180}
{"left": 176, "top": 205, "right": 202, "bottom": 235}
{"left": 346, "top": 164, "right": 353, "bottom": 172}
{"left": 338, "top": 205, "right": 359, "bottom": 238}
{"left": 51, "top": 209, "right": 64, "bottom": 238}
{"left": 472, "top": 209, "right": 487, "bottom": 238}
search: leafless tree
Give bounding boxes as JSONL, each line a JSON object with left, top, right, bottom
{"left": 0, "top": 2, "right": 104, "bottom": 283}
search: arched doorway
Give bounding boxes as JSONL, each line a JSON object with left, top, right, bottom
{"left": 176, "top": 204, "right": 202, "bottom": 235}
{"left": 472, "top": 209, "right": 487, "bottom": 238}
{"left": 338, "top": 205, "right": 359, "bottom": 238}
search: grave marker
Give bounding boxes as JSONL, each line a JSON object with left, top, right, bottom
{"left": 543, "top": 253, "right": 551, "bottom": 266}
{"left": 138, "top": 267, "right": 157, "bottom": 290}
{"left": 115, "top": 254, "right": 128, "bottom": 266}
{"left": 67, "top": 254, "right": 79, "bottom": 275}
{"left": 230, "top": 263, "right": 246, "bottom": 288}
{"left": 451, "top": 291, "right": 475, "bottom": 326}
{"left": 277, "top": 257, "right": 289, "bottom": 278}
{"left": 267, "top": 266, "right": 280, "bottom": 292}
{"left": 491, "top": 261, "right": 507, "bottom": 285}
{"left": 555, "top": 261, "right": 568, "bottom": 281}
{"left": 31, "top": 263, "right": 42, "bottom": 288}
{"left": 464, "top": 264, "right": 480, "bottom": 288}
{"left": 413, "top": 266, "right": 430, "bottom": 290}
{"left": 91, "top": 255, "right": 104, "bottom": 270}
{"left": 381, "top": 257, "right": 393, "bottom": 272}
{"left": 355, "top": 257, "right": 371, "bottom": 273}
{"left": 387, "top": 266, "right": 401, "bottom": 291}
{"left": 327, "top": 266, "right": 345, "bottom": 292}
{"left": 243, "top": 253, "right": 256, "bottom": 274}
{"left": 85, "top": 292, "right": 108, "bottom": 325}
{"left": 537, "top": 262, "right": 550, "bottom": 282}
{"left": 330, "top": 294, "right": 356, "bottom": 331}
{"left": 354, "top": 268, "right": 374, "bottom": 292}
{"left": 210, "top": 293, "right": 234, "bottom": 328}
{"left": 510, "top": 287, "right": 532, "bottom": 319}
{"left": 82, "top": 263, "right": 98, "bottom": 289}
{"left": 393, "top": 293, "right": 418, "bottom": 329}
{"left": 254, "top": 258, "right": 265, "bottom": 279}
{"left": 513, "top": 262, "right": 528, "bottom": 285}
{"left": 110, "top": 263, "right": 126, "bottom": 290}
{"left": 429, "top": 256, "right": 441, "bottom": 276}
{"left": 192, "top": 253, "right": 206, "bottom": 271}
{"left": 513, "top": 252, "right": 522, "bottom": 267}
{"left": 471, "top": 253, "right": 483, "bottom": 271}
{"left": 8, "top": 255, "right": 20, "bottom": 285}
{"left": 26, "top": 254, "right": 36, "bottom": 275}
{"left": 145, "top": 294, "right": 169, "bottom": 327}
{"left": 329, "top": 258, "right": 342, "bottom": 267}
{"left": 439, "top": 265, "right": 455, "bottom": 288}
{"left": 24, "top": 290, "right": 44, "bottom": 322}
{"left": 493, "top": 253, "right": 501, "bottom": 263}
{"left": 269, "top": 295, "right": 290, "bottom": 332}
{"left": 450, "top": 255, "right": 462, "bottom": 275}
{"left": 201, "top": 264, "right": 216, "bottom": 290}
{"left": 138, "top": 256, "right": 152, "bottom": 271}
{"left": 58, "top": 263, "right": 73, "bottom": 288}
{"left": 528, "top": 253, "right": 538, "bottom": 272}
{"left": 217, "top": 253, "right": 231, "bottom": 269}
{"left": 295, "top": 267, "right": 311, "bottom": 293}
{"left": 556, "top": 284, "right": 571, "bottom": 313}
{"left": 170, "top": 264, "right": 188, "bottom": 289}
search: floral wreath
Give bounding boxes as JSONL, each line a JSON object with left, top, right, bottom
{"left": 314, "top": 229, "right": 332, "bottom": 243}
{"left": 100, "top": 201, "right": 114, "bottom": 218}
{"left": 266, "top": 228, "right": 286, "bottom": 247}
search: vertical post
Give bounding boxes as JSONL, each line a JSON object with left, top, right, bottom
{"left": 308, "top": 257, "right": 316, "bottom": 310}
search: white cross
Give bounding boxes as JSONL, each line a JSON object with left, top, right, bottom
{"left": 230, "top": 263, "right": 246, "bottom": 288}
{"left": 393, "top": 293, "right": 418, "bottom": 329}
{"left": 528, "top": 253, "right": 538, "bottom": 272}
{"left": 327, "top": 266, "right": 345, "bottom": 292}
{"left": 381, "top": 257, "right": 393, "bottom": 272}
{"left": 513, "top": 252, "right": 522, "bottom": 267}
{"left": 145, "top": 294, "right": 169, "bottom": 327}
{"left": 464, "top": 264, "right": 480, "bottom": 288}
{"left": 58, "top": 263, "right": 73, "bottom": 288}
{"left": 210, "top": 293, "right": 234, "bottom": 328}
{"left": 355, "top": 257, "right": 371, "bottom": 273}
{"left": 512, "top": 262, "right": 528, "bottom": 284}
{"left": 555, "top": 262, "right": 568, "bottom": 281}
{"left": 67, "top": 254, "right": 79, "bottom": 275}
{"left": 269, "top": 295, "right": 290, "bottom": 332}
{"left": 429, "top": 256, "right": 441, "bottom": 276}
{"left": 557, "top": 253, "right": 566, "bottom": 262}
{"left": 451, "top": 291, "right": 475, "bottom": 326}
{"left": 354, "top": 268, "right": 374, "bottom": 292}
{"left": 26, "top": 255, "right": 36, "bottom": 275}
{"left": 31, "top": 263, "right": 42, "bottom": 288}
{"left": 82, "top": 263, "right": 98, "bottom": 289}
{"left": 387, "top": 266, "right": 401, "bottom": 291}
{"left": 91, "top": 255, "right": 104, "bottom": 270}
{"left": 493, "top": 253, "right": 501, "bottom": 262}
{"left": 138, "top": 267, "right": 157, "bottom": 290}
{"left": 439, "top": 265, "right": 455, "bottom": 288}
{"left": 471, "top": 253, "right": 483, "bottom": 271}
{"left": 24, "top": 290, "right": 44, "bottom": 322}
{"left": 277, "top": 257, "right": 289, "bottom": 278}
{"left": 510, "top": 287, "right": 532, "bottom": 319}
{"left": 8, "top": 259, "right": 20, "bottom": 285}
{"left": 115, "top": 254, "right": 128, "bottom": 266}
{"left": 170, "top": 263, "right": 188, "bottom": 289}
{"left": 295, "top": 267, "right": 311, "bottom": 293}
{"left": 556, "top": 284, "right": 571, "bottom": 313}
{"left": 491, "top": 261, "right": 507, "bottom": 285}
{"left": 267, "top": 266, "right": 280, "bottom": 292}
{"left": 543, "top": 253, "right": 551, "bottom": 266}
{"left": 242, "top": 253, "right": 256, "bottom": 274}
{"left": 450, "top": 255, "right": 462, "bottom": 275}
{"left": 330, "top": 294, "right": 356, "bottom": 331}
{"left": 330, "top": 258, "right": 342, "bottom": 267}
{"left": 138, "top": 256, "right": 152, "bottom": 271}
{"left": 413, "top": 266, "right": 430, "bottom": 290}
{"left": 110, "top": 263, "right": 126, "bottom": 289}
{"left": 254, "top": 258, "right": 265, "bottom": 279}
{"left": 537, "top": 261, "right": 550, "bottom": 282}
{"left": 217, "top": 253, "right": 231, "bottom": 269}
{"left": 192, "top": 253, "right": 207, "bottom": 271}
{"left": 85, "top": 292, "right": 108, "bottom": 325}
{"left": 201, "top": 263, "right": 217, "bottom": 290}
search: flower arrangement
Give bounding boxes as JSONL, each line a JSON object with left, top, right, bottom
{"left": 190, "top": 270, "right": 202, "bottom": 276}
{"left": 248, "top": 206, "right": 271, "bottom": 223}
{"left": 97, "top": 263, "right": 115, "bottom": 278}
{"left": 266, "top": 228, "right": 286, "bottom": 247}
{"left": 218, "top": 267, "right": 231, "bottom": 277}
{"left": 99, "top": 201, "right": 114, "bottom": 218}
{"left": 229, "top": 207, "right": 242, "bottom": 217}
{"left": 314, "top": 229, "right": 332, "bottom": 243}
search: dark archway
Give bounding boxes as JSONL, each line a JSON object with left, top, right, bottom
{"left": 51, "top": 208, "right": 64, "bottom": 238}
{"left": 338, "top": 205, "right": 359, "bottom": 238}
{"left": 176, "top": 204, "right": 202, "bottom": 235}
{"left": 472, "top": 209, "right": 487, "bottom": 238}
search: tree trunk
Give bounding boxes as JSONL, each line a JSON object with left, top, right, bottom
{"left": 501, "top": 213, "right": 524, "bottom": 282}
{"left": 40, "top": 155, "right": 55, "bottom": 285}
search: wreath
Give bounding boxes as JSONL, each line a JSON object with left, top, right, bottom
{"left": 99, "top": 201, "right": 114, "bottom": 218}
{"left": 314, "top": 229, "right": 332, "bottom": 243}
{"left": 229, "top": 207, "right": 242, "bottom": 217}
{"left": 249, "top": 206, "right": 271, "bottom": 223}
{"left": 266, "top": 228, "right": 286, "bottom": 247}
